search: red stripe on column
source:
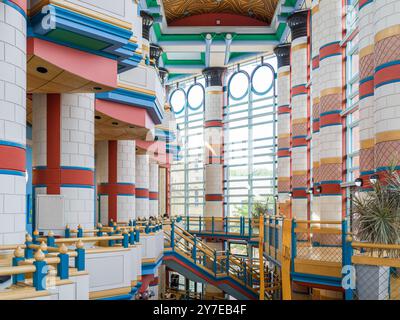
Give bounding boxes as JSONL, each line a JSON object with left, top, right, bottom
{"left": 205, "top": 194, "right": 223, "bottom": 201}
{"left": 320, "top": 113, "right": 341, "bottom": 127}
{"left": 320, "top": 184, "right": 341, "bottom": 195}
{"left": 320, "top": 42, "right": 341, "bottom": 60}
{"left": 292, "top": 137, "right": 307, "bottom": 147}
{"left": 291, "top": 85, "right": 307, "bottom": 96}
{"left": 136, "top": 188, "right": 149, "bottom": 198}
{"left": 149, "top": 191, "right": 159, "bottom": 200}
{"left": 98, "top": 184, "right": 136, "bottom": 195}
{"left": 312, "top": 56, "right": 320, "bottom": 70}
{"left": 312, "top": 121, "right": 320, "bottom": 133}
{"left": 278, "top": 105, "right": 291, "bottom": 114}
{"left": 204, "top": 120, "right": 223, "bottom": 128}
{"left": 47, "top": 94, "right": 61, "bottom": 194}
{"left": 0, "top": 145, "right": 25, "bottom": 172}
{"left": 292, "top": 189, "right": 307, "bottom": 198}
{"left": 278, "top": 149, "right": 290, "bottom": 157}
{"left": 33, "top": 168, "right": 94, "bottom": 186}
{"left": 375, "top": 63, "right": 400, "bottom": 88}
{"left": 360, "top": 78, "right": 374, "bottom": 99}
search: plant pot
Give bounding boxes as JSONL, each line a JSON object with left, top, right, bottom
{"left": 355, "top": 264, "right": 390, "bottom": 300}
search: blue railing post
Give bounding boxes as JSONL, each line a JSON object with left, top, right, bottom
{"left": 75, "top": 240, "right": 85, "bottom": 271}
{"left": 65, "top": 225, "right": 71, "bottom": 238}
{"left": 47, "top": 231, "right": 55, "bottom": 248}
{"left": 291, "top": 219, "right": 297, "bottom": 262}
{"left": 32, "top": 230, "right": 39, "bottom": 244}
{"left": 33, "top": 250, "right": 47, "bottom": 291}
{"left": 123, "top": 231, "right": 129, "bottom": 248}
{"left": 342, "top": 219, "right": 354, "bottom": 300}
{"left": 224, "top": 217, "right": 228, "bottom": 234}
{"left": 240, "top": 216, "right": 244, "bottom": 236}
{"left": 108, "top": 231, "right": 115, "bottom": 247}
{"left": 212, "top": 216, "right": 215, "bottom": 235}
{"left": 145, "top": 224, "right": 150, "bottom": 234}
{"left": 199, "top": 216, "right": 202, "bottom": 233}
{"left": 135, "top": 227, "right": 140, "bottom": 243}
{"left": 186, "top": 216, "right": 190, "bottom": 232}
{"left": 171, "top": 221, "right": 175, "bottom": 249}
{"left": 213, "top": 251, "right": 217, "bottom": 274}
{"left": 97, "top": 223, "right": 103, "bottom": 237}
{"left": 77, "top": 225, "right": 83, "bottom": 238}
{"left": 12, "top": 247, "right": 25, "bottom": 284}
{"left": 248, "top": 218, "right": 252, "bottom": 239}
{"left": 274, "top": 218, "right": 279, "bottom": 259}
{"left": 57, "top": 244, "right": 69, "bottom": 280}
{"left": 269, "top": 217, "right": 273, "bottom": 256}
{"left": 243, "top": 261, "right": 247, "bottom": 285}
{"left": 25, "top": 234, "right": 33, "bottom": 259}
{"left": 192, "top": 236, "right": 197, "bottom": 263}
{"left": 129, "top": 228, "right": 135, "bottom": 245}
{"left": 226, "top": 250, "right": 230, "bottom": 275}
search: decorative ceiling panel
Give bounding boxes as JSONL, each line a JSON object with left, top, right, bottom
{"left": 162, "top": 0, "right": 280, "bottom": 25}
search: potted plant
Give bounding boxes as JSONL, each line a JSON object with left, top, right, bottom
{"left": 352, "top": 167, "right": 400, "bottom": 300}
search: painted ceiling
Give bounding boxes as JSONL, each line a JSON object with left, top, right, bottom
{"left": 162, "top": 0, "right": 280, "bottom": 26}
{"left": 144, "top": 0, "right": 300, "bottom": 80}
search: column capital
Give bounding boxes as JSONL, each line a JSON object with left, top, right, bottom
{"left": 202, "top": 67, "right": 227, "bottom": 87}
{"left": 287, "top": 9, "right": 309, "bottom": 40}
{"left": 274, "top": 43, "right": 291, "bottom": 69}
{"left": 150, "top": 43, "right": 163, "bottom": 67}
{"left": 140, "top": 11, "right": 154, "bottom": 41}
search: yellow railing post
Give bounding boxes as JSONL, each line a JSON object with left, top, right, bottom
{"left": 259, "top": 215, "right": 265, "bottom": 300}
{"left": 282, "top": 218, "right": 292, "bottom": 300}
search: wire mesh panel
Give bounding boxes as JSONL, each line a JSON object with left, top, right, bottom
{"left": 351, "top": 244, "right": 400, "bottom": 300}
{"left": 294, "top": 221, "right": 343, "bottom": 263}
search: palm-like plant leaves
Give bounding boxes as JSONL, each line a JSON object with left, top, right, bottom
{"left": 353, "top": 169, "right": 400, "bottom": 249}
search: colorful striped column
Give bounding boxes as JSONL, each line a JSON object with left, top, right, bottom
{"left": 32, "top": 93, "right": 95, "bottom": 233}
{"left": 287, "top": 10, "right": 310, "bottom": 220}
{"left": 0, "top": 1, "right": 27, "bottom": 246}
{"left": 373, "top": 0, "right": 400, "bottom": 178}
{"left": 317, "top": 0, "right": 343, "bottom": 221}
{"left": 273, "top": 44, "right": 292, "bottom": 216}
{"left": 311, "top": 0, "right": 321, "bottom": 219}
{"left": 202, "top": 68, "right": 226, "bottom": 222}
{"left": 359, "top": 0, "right": 375, "bottom": 185}
{"left": 96, "top": 140, "right": 136, "bottom": 224}
{"left": 149, "top": 161, "right": 159, "bottom": 218}
{"left": 136, "top": 154, "right": 150, "bottom": 219}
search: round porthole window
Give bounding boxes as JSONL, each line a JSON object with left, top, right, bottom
{"left": 187, "top": 84, "right": 205, "bottom": 111}
{"left": 251, "top": 64, "right": 275, "bottom": 96}
{"left": 169, "top": 88, "right": 186, "bottom": 114}
{"left": 228, "top": 71, "right": 250, "bottom": 101}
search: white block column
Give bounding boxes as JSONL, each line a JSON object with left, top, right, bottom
{"left": 136, "top": 154, "right": 150, "bottom": 219}
{"left": 373, "top": 0, "right": 400, "bottom": 177}
{"left": 0, "top": 1, "right": 27, "bottom": 246}
{"left": 311, "top": 0, "right": 321, "bottom": 220}
{"left": 273, "top": 44, "right": 292, "bottom": 216}
{"left": 287, "top": 10, "right": 310, "bottom": 220}
{"left": 318, "top": 0, "right": 343, "bottom": 221}
{"left": 149, "top": 161, "right": 159, "bottom": 218}
{"left": 32, "top": 93, "right": 95, "bottom": 233}
{"left": 202, "top": 68, "right": 226, "bottom": 221}
{"left": 96, "top": 140, "right": 136, "bottom": 224}
{"left": 359, "top": 0, "right": 375, "bottom": 184}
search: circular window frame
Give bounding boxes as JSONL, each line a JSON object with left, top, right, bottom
{"left": 169, "top": 88, "right": 187, "bottom": 115}
{"left": 250, "top": 63, "right": 275, "bottom": 96}
{"left": 228, "top": 70, "right": 250, "bottom": 101}
{"left": 187, "top": 83, "right": 205, "bottom": 111}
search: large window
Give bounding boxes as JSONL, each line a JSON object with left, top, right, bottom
{"left": 345, "top": 0, "right": 360, "bottom": 184}
{"left": 170, "top": 78, "right": 206, "bottom": 217}
{"left": 224, "top": 57, "right": 278, "bottom": 217}
{"left": 169, "top": 57, "right": 278, "bottom": 218}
